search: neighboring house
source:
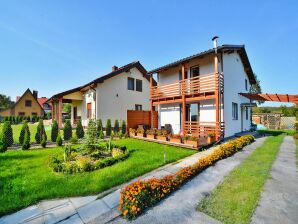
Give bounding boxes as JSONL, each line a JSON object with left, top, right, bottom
{"left": 37, "top": 97, "right": 52, "bottom": 114}
{"left": 0, "top": 89, "right": 45, "bottom": 117}
{"left": 147, "top": 42, "right": 256, "bottom": 139}
{"left": 48, "top": 61, "right": 154, "bottom": 127}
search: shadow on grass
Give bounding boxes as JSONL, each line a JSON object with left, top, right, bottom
{"left": 258, "top": 129, "right": 296, "bottom": 136}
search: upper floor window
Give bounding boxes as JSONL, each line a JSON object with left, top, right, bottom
{"left": 43, "top": 103, "right": 50, "bottom": 109}
{"left": 127, "top": 77, "right": 135, "bottom": 90}
{"left": 190, "top": 66, "right": 200, "bottom": 78}
{"left": 135, "top": 104, "right": 142, "bottom": 111}
{"left": 25, "top": 100, "right": 32, "bottom": 107}
{"left": 232, "top": 102, "right": 238, "bottom": 120}
{"left": 136, "top": 79, "right": 142, "bottom": 92}
{"left": 245, "top": 79, "right": 248, "bottom": 91}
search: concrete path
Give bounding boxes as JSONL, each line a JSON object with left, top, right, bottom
{"left": 252, "top": 136, "right": 298, "bottom": 224}
{"left": 109, "top": 137, "right": 267, "bottom": 224}
{"left": 0, "top": 144, "right": 219, "bottom": 224}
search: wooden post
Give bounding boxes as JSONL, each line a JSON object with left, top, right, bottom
{"left": 58, "top": 98, "right": 63, "bottom": 128}
{"left": 181, "top": 64, "right": 186, "bottom": 134}
{"left": 214, "top": 54, "right": 220, "bottom": 140}
{"left": 150, "top": 75, "right": 154, "bottom": 128}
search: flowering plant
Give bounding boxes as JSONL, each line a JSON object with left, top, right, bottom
{"left": 156, "top": 129, "right": 168, "bottom": 137}
{"left": 136, "top": 128, "right": 144, "bottom": 134}
{"left": 146, "top": 129, "right": 156, "bottom": 135}
{"left": 129, "top": 128, "right": 136, "bottom": 133}
{"left": 171, "top": 134, "right": 181, "bottom": 139}
{"left": 119, "top": 135, "right": 255, "bottom": 219}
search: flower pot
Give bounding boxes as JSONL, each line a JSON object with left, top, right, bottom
{"left": 157, "top": 136, "right": 167, "bottom": 141}
{"left": 129, "top": 132, "right": 136, "bottom": 137}
{"left": 170, "top": 138, "right": 181, "bottom": 143}
{"left": 185, "top": 140, "right": 198, "bottom": 148}
{"left": 137, "top": 133, "right": 144, "bottom": 138}
{"left": 146, "top": 134, "right": 155, "bottom": 140}
{"left": 207, "top": 136, "right": 216, "bottom": 144}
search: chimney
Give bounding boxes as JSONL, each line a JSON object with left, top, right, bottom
{"left": 212, "top": 36, "right": 219, "bottom": 54}
{"left": 33, "top": 90, "right": 38, "bottom": 99}
{"left": 112, "top": 65, "right": 118, "bottom": 71}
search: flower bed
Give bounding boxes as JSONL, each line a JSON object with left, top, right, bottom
{"left": 119, "top": 135, "right": 255, "bottom": 219}
{"left": 49, "top": 144, "right": 130, "bottom": 174}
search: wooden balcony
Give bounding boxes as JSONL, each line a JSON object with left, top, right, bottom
{"left": 151, "top": 72, "right": 223, "bottom": 105}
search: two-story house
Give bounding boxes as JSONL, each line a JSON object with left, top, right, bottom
{"left": 49, "top": 61, "right": 154, "bottom": 127}
{"left": 148, "top": 40, "right": 256, "bottom": 139}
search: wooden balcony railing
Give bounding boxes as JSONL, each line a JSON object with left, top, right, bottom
{"left": 151, "top": 72, "right": 223, "bottom": 102}
{"left": 184, "top": 121, "right": 225, "bottom": 138}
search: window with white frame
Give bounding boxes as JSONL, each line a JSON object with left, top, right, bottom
{"left": 232, "top": 102, "right": 238, "bottom": 120}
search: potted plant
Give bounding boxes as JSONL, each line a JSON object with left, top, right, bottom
{"left": 156, "top": 129, "right": 168, "bottom": 141}
{"left": 129, "top": 128, "right": 136, "bottom": 137}
{"left": 184, "top": 135, "right": 199, "bottom": 148}
{"left": 136, "top": 128, "right": 145, "bottom": 137}
{"left": 146, "top": 129, "right": 156, "bottom": 139}
{"left": 207, "top": 132, "right": 216, "bottom": 144}
{"left": 170, "top": 134, "right": 181, "bottom": 143}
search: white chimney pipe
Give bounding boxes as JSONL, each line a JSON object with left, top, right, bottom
{"left": 212, "top": 36, "right": 219, "bottom": 54}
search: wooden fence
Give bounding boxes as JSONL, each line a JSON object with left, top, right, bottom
{"left": 126, "top": 110, "right": 158, "bottom": 131}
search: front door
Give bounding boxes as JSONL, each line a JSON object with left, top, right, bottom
{"left": 73, "top": 106, "right": 77, "bottom": 123}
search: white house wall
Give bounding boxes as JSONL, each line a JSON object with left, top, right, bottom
{"left": 159, "top": 104, "right": 181, "bottom": 134}
{"left": 95, "top": 67, "right": 150, "bottom": 126}
{"left": 223, "top": 52, "right": 251, "bottom": 137}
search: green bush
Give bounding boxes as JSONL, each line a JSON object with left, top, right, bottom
{"left": 27, "top": 116, "right": 31, "bottom": 122}
{"left": 106, "top": 119, "right": 112, "bottom": 136}
{"left": 19, "top": 120, "right": 30, "bottom": 145}
{"left": 51, "top": 120, "right": 59, "bottom": 142}
{"left": 83, "top": 120, "right": 98, "bottom": 152}
{"left": 63, "top": 120, "right": 72, "bottom": 140}
{"left": 1, "top": 121, "right": 13, "bottom": 147}
{"left": 121, "top": 120, "right": 126, "bottom": 134}
{"left": 56, "top": 132, "right": 63, "bottom": 146}
{"left": 41, "top": 133, "right": 47, "bottom": 148}
{"left": 35, "top": 119, "right": 46, "bottom": 144}
{"left": 69, "top": 135, "right": 78, "bottom": 144}
{"left": 0, "top": 139, "right": 7, "bottom": 153}
{"left": 76, "top": 120, "right": 84, "bottom": 139}
{"left": 114, "top": 120, "right": 119, "bottom": 133}
{"left": 97, "top": 119, "right": 103, "bottom": 136}
{"left": 22, "top": 128, "right": 31, "bottom": 150}
{"left": 99, "top": 129, "right": 104, "bottom": 139}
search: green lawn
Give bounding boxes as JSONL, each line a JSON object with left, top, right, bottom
{"left": 0, "top": 138, "right": 195, "bottom": 216}
{"left": 197, "top": 135, "right": 284, "bottom": 224}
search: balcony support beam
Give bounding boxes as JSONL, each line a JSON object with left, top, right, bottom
{"left": 181, "top": 64, "right": 186, "bottom": 133}
{"left": 214, "top": 53, "right": 220, "bottom": 140}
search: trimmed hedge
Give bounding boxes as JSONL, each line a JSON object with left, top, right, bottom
{"left": 119, "top": 135, "right": 255, "bottom": 220}
{"left": 51, "top": 120, "right": 59, "bottom": 142}
{"left": 76, "top": 120, "right": 84, "bottom": 139}
{"left": 63, "top": 120, "right": 72, "bottom": 140}
{"left": 106, "top": 119, "right": 112, "bottom": 136}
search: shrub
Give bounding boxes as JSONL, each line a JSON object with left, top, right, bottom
{"left": 97, "top": 119, "right": 103, "bottom": 136}
{"left": 69, "top": 135, "right": 78, "bottom": 144}
{"left": 129, "top": 128, "right": 136, "bottom": 134}
{"left": 114, "top": 120, "right": 120, "bottom": 133}
{"left": 63, "top": 119, "right": 72, "bottom": 140}
{"left": 19, "top": 120, "right": 29, "bottom": 144}
{"left": 51, "top": 120, "right": 59, "bottom": 142}
{"left": 106, "top": 119, "right": 112, "bottom": 136}
{"left": 83, "top": 120, "right": 98, "bottom": 152}
{"left": 99, "top": 129, "right": 104, "bottom": 139}
{"left": 156, "top": 129, "right": 167, "bottom": 137}
{"left": 121, "top": 120, "right": 126, "bottom": 134}
{"left": 185, "top": 135, "right": 198, "bottom": 141}
{"left": 56, "top": 132, "right": 63, "bottom": 146}
{"left": 0, "top": 139, "right": 6, "bottom": 153}
{"left": 41, "top": 132, "right": 47, "bottom": 148}
{"left": 35, "top": 119, "right": 46, "bottom": 144}
{"left": 146, "top": 129, "right": 156, "bottom": 135}
{"left": 119, "top": 135, "right": 255, "bottom": 219}
{"left": 1, "top": 121, "right": 13, "bottom": 147}
{"left": 136, "top": 128, "right": 144, "bottom": 134}
{"left": 76, "top": 156, "right": 93, "bottom": 172}
{"left": 295, "top": 122, "right": 298, "bottom": 132}
{"left": 22, "top": 128, "right": 31, "bottom": 150}
{"left": 76, "top": 120, "right": 84, "bottom": 139}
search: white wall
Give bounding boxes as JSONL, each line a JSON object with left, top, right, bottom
{"left": 199, "top": 99, "right": 216, "bottom": 123}
{"left": 96, "top": 67, "right": 150, "bottom": 126}
{"left": 223, "top": 52, "right": 252, "bottom": 137}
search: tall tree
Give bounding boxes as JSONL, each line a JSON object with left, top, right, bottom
{"left": 250, "top": 73, "right": 263, "bottom": 104}
{"left": 0, "top": 94, "right": 15, "bottom": 110}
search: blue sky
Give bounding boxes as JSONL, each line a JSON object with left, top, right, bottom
{"left": 0, "top": 0, "right": 297, "bottom": 106}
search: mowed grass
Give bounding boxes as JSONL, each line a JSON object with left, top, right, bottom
{"left": 0, "top": 138, "right": 195, "bottom": 216}
{"left": 0, "top": 123, "right": 51, "bottom": 143}
{"left": 197, "top": 135, "right": 284, "bottom": 224}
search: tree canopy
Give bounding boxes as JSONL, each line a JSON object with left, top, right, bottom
{"left": 0, "top": 94, "right": 15, "bottom": 110}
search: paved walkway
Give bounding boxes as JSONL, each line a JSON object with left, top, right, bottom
{"left": 252, "top": 136, "right": 298, "bottom": 224}
{"left": 0, "top": 144, "right": 219, "bottom": 224}
{"left": 109, "top": 137, "right": 267, "bottom": 224}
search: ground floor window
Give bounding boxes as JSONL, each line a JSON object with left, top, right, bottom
{"left": 232, "top": 102, "right": 238, "bottom": 120}
{"left": 135, "top": 104, "right": 142, "bottom": 110}
{"left": 32, "top": 112, "right": 37, "bottom": 116}
{"left": 18, "top": 112, "right": 25, "bottom": 116}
